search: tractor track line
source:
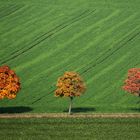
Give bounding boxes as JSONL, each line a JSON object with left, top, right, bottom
{"left": 0, "top": 9, "right": 96, "bottom": 65}
{"left": 0, "top": 5, "right": 24, "bottom": 19}
{"left": 80, "top": 31, "right": 140, "bottom": 75}
{"left": 29, "top": 31, "right": 140, "bottom": 105}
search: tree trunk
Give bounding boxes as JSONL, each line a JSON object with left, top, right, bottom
{"left": 68, "top": 97, "right": 73, "bottom": 115}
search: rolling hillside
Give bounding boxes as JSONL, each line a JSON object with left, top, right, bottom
{"left": 0, "top": 0, "right": 140, "bottom": 113}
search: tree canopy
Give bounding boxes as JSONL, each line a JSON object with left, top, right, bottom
{"left": 0, "top": 65, "right": 21, "bottom": 99}
{"left": 55, "top": 71, "right": 86, "bottom": 98}
{"left": 123, "top": 68, "right": 140, "bottom": 96}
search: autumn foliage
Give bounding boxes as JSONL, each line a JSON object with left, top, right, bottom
{"left": 123, "top": 68, "right": 140, "bottom": 96}
{"left": 55, "top": 71, "right": 86, "bottom": 97}
{"left": 55, "top": 71, "right": 86, "bottom": 114}
{"left": 0, "top": 65, "right": 21, "bottom": 99}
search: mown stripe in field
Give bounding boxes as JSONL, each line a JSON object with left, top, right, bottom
{"left": 20, "top": 27, "right": 140, "bottom": 106}
{"left": 79, "top": 38, "right": 140, "bottom": 104}
{"left": 0, "top": 6, "right": 37, "bottom": 33}
{"left": 0, "top": 4, "right": 24, "bottom": 20}
{"left": 80, "top": 27, "right": 140, "bottom": 76}
{"left": 0, "top": 8, "right": 55, "bottom": 57}
{"left": 0, "top": 5, "right": 55, "bottom": 49}
{"left": 56, "top": 12, "right": 138, "bottom": 74}
{"left": 0, "top": 6, "right": 50, "bottom": 35}
{"left": 80, "top": 30, "right": 140, "bottom": 101}
{"left": 14, "top": 9, "right": 119, "bottom": 73}
{"left": 0, "top": 8, "right": 96, "bottom": 68}
{"left": 0, "top": 9, "right": 96, "bottom": 65}
{"left": 87, "top": 52, "right": 130, "bottom": 84}
{"left": 0, "top": 8, "right": 92, "bottom": 62}
{"left": 23, "top": 10, "right": 134, "bottom": 84}
{"left": 16, "top": 10, "right": 139, "bottom": 104}
{"left": 37, "top": 28, "right": 140, "bottom": 105}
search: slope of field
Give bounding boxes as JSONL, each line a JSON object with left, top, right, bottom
{"left": 0, "top": 0, "right": 140, "bottom": 113}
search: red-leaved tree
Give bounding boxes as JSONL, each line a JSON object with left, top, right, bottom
{"left": 0, "top": 65, "right": 21, "bottom": 99}
{"left": 55, "top": 71, "right": 86, "bottom": 114}
{"left": 123, "top": 68, "right": 140, "bottom": 96}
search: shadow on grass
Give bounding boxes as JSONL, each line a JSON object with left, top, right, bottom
{"left": 63, "top": 107, "right": 96, "bottom": 113}
{"left": 129, "top": 108, "right": 140, "bottom": 112}
{"left": 0, "top": 106, "right": 33, "bottom": 114}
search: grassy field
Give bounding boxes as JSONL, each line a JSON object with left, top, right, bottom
{"left": 0, "top": 0, "right": 140, "bottom": 113}
{"left": 0, "top": 118, "right": 139, "bottom": 140}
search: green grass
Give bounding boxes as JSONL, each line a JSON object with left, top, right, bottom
{"left": 0, "top": 118, "right": 140, "bottom": 140}
{"left": 0, "top": 0, "right": 140, "bottom": 113}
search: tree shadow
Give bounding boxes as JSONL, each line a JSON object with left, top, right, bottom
{"left": 63, "top": 107, "right": 96, "bottom": 113}
{"left": 0, "top": 106, "right": 33, "bottom": 114}
{"left": 129, "top": 108, "right": 140, "bottom": 112}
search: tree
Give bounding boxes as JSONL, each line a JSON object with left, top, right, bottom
{"left": 122, "top": 68, "right": 140, "bottom": 97}
{"left": 55, "top": 71, "right": 86, "bottom": 114}
{"left": 0, "top": 65, "right": 21, "bottom": 99}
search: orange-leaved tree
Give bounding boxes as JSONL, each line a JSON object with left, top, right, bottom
{"left": 122, "top": 68, "right": 140, "bottom": 97}
{"left": 55, "top": 71, "right": 86, "bottom": 114}
{"left": 0, "top": 65, "right": 21, "bottom": 99}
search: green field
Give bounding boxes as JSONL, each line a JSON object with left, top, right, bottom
{"left": 0, "top": 118, "right": 139, "bottom": 140}
{"left": 0, "top": 0, "right": 140, "bottom": 113}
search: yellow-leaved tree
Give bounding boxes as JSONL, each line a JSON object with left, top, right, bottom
{"left": 0, "top": 65, "right": 21, "bottom": 100}
{"left": 55, "top": 71, "right": 86, "bottom": 114}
